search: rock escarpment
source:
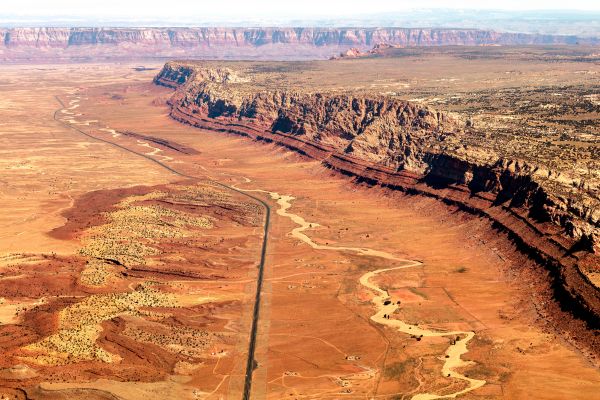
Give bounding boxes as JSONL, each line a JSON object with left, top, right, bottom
{"left": 156, "top": 62, "right": 600, "bottom": 251}
{"left": 2, "top": 27, "right": 594, "bottom": 47}
{"left": 1, "top": 27, "right": 598, "bottom": 61}
{"left": 155, "top": 61, "right": 600, "bottom": 353}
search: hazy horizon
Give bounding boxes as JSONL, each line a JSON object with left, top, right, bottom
{"left": 2, "top": 8, "right": 600, "bottom": 38}
{"left": 0, "top": 1, "right": 598, "bottom": 41}
{"left": 2, "top": 0, "right": 600, "bottom": 27}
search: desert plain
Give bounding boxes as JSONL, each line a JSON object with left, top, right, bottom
{"left": 0, "top": 47, "right": 598, "bottom": 400}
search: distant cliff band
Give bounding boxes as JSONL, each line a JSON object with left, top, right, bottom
{"left": 1, "top": 27, "right": 595, "bottom": 48}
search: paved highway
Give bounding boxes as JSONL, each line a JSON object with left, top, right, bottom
{"left": 54, "top": 95, "right": 270, "bottom": 400}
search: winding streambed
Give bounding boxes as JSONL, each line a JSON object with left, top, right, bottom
{"left": 60, "top": 97, "right": 485, "bottom": 398}
{"left": 235, "top": 181, "right": 486, "bottom": 399}
{"left": 61, "top": 98, "right": 174, "bottom": 162}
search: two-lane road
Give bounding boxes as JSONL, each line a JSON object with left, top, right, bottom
{"left": 54, "top": 95, "right": 269, "bottom": 400}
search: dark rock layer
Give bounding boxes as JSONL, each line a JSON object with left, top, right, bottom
{"left": 155, "top": 61, "right": 600, "bottom": 357}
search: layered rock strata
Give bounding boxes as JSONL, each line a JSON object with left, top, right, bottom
{"left": 1, "top": 27, "right": 598, "bottom": 61}
{"left": 155, "top": 61, "right": 600, "bottom": 354}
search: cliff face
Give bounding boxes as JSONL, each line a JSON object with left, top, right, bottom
{"left": 1, "top": 27, "right": 597, "bottom": 61}
{"left": 156, "top": 62, "right": 460, "bottom": 169}
{"left": 155, "top": 61, "right": 600, "bottom": 256}
{"left": 155, "top": 62, "right": 600, "bottom": 352}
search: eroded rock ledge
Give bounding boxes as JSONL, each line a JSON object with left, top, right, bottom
{"left": 155, "top": 61, "right": 600, "bottom": 354}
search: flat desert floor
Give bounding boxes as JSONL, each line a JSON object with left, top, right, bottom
{"left": 0, "top": 63, "right": 598, "bottom": 400}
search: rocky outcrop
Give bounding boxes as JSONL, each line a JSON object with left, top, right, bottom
{"left": 330, "top": 43, "right": 398, "bottom": 60}
{"left": 156, "top": 62, "right": 600, "bottom": 251}
{"left": 155, "top": 62, "right": 600, "bottom": 355}
{"left": 1, "top": 27, "right": 598, "bottom": 61}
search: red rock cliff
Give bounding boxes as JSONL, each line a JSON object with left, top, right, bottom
{"left": 1, "top": 27, "right": 596, "bottom": 61}
{"left": 155, "top": 62, "right": 600, "bottom": 356}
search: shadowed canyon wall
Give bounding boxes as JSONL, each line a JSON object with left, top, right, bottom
{"left": 154, "top": 62, "right": 600, "bottom": 356}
